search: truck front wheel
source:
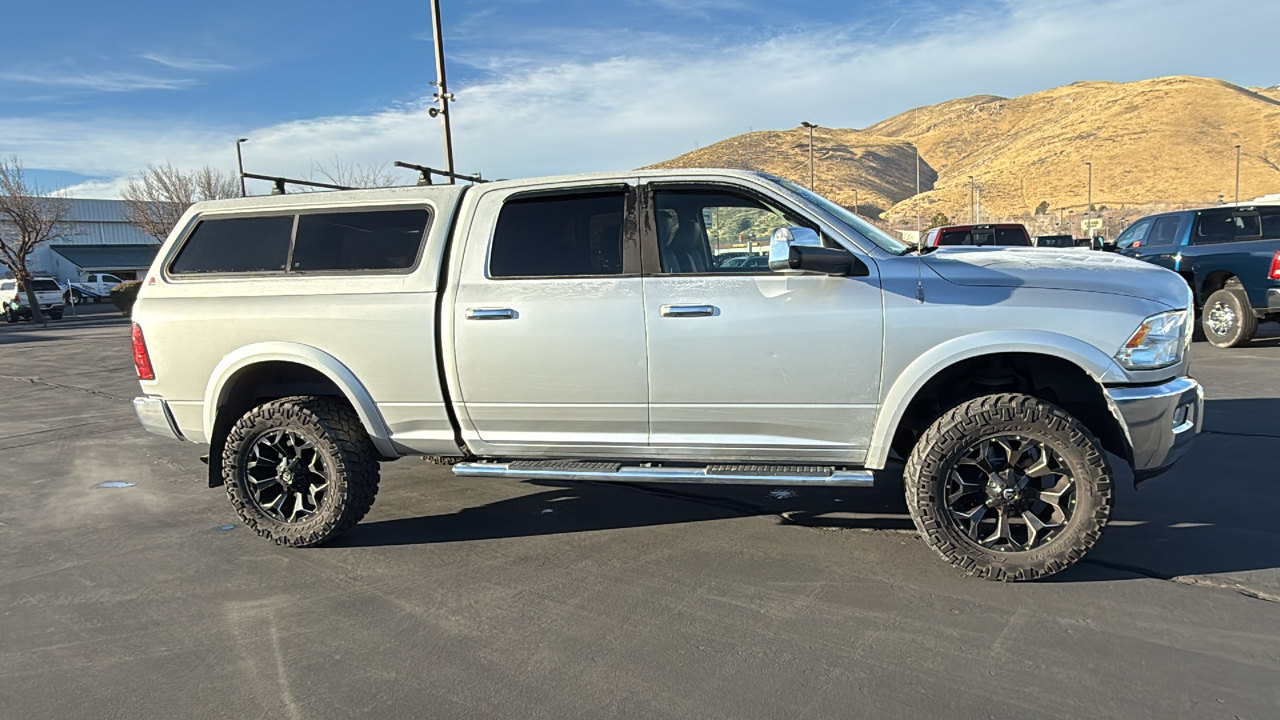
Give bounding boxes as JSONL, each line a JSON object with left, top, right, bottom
{"left": 223, "top": 396, "right": 380, "bottom": 547}
{"left": 904, "top": 393, "right": 1113, "bottom": 581}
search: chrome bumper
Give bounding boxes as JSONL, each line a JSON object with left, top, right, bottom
{"left": 1105, "top": 377, "right": 1203, "bottom": 480}
{"left": 134, "top": 396, "right": 185, "bottom": 442}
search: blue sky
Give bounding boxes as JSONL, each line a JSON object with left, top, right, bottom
{"left": 2, "top": 0, "right": 1278, "bottom": 197}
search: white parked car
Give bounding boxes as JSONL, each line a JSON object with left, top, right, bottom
{"left": 3, "top": 277, "right": 66, "bottom": 322}
{"left": 131, "top": 170, "right": 1202, "bottom": 581}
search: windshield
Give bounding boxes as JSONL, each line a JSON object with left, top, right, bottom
{"left": 764, "top": 175, "right": 911, "bottom": 254}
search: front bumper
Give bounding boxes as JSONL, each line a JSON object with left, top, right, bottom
{"left": 134, "top": 396, "right": 185, "bottom": 442}
{"left": 1105, "top": 377, "right": 1203, "bottom": 480}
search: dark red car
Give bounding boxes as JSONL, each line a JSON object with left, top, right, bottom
{"left": 922, "top": 223, "right": 1032, "bottom": 247}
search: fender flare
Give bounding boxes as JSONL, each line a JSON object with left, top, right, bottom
{"left": 203, "top": 342, "right": 399, "bottom": 459}
{"left": 865, "top": 330, "right": 1127, "bottom": 469}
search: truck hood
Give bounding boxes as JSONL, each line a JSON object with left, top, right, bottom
{"left": 922, "top": 247, "right": 1190, "bottom": 309}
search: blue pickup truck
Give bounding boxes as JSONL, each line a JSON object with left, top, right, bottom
{"left": 1116, "top": 204, "right": 1280, "bottom": 347}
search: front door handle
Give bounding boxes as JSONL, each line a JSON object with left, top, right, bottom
{"left": 660, "top": 304, "right": 716, "bottom": 318}
{"left": 465, "top": 308, "right": 516, "bottom": 320}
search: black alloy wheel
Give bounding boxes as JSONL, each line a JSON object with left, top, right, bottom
{"left": 944, "top": 435, "right": 1074, "bottom": 552}
{"left": 223, "top": 396, "right": 380, "bottom": 547}
{"left": 905, "top": 393, "right": 1112, "bottom": 581}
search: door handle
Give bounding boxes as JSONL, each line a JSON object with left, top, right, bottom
{"left": 660, "top": 304, "right": 716, "bottom": 318}
{"left": 465, "top": 308, "right": 516, "bottom": 320}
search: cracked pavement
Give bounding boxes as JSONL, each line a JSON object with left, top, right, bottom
{"left": 1, "top": 313, "right": 1278, "bottom": 719}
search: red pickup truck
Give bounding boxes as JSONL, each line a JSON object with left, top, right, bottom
{"left": 923, "top": 223, "right": 1032, "bottom": 247}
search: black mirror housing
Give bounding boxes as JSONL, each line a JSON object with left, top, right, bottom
{"left": 788, "top": 246, "right": 868, "bottom": 277}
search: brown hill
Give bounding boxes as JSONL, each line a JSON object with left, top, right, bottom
{"left": 647, "top": 76, "right": 1280, "bottom": 222}
{"left": 645, "top": 128, "right": 937, "bottom": 219}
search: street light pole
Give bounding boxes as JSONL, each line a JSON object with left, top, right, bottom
{"left": 968, "top": 175, "right": 975, "bottom": 223}
{"left": 915, "top": 145, "right": 921, "bottom": 235}
{"left": 801, "top": 122, "right": 817, "bottom": 190}
{"left": 235, "top": 138, "right": 248, "bottom": 197}
{"left": 1085, "top": 161, "right": 1093, "bottom": 212}
{"left": 428, "top": 0, "right": 456, "bottom": 183}
{"left": 1235, "top": 144, "right": 1242, "bottom": 203}
{"left": 854, "top": 189, "right": 859, "bottom": 216}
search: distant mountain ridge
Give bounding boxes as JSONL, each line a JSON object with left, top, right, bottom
{"left": 648, "top": 76, "right": 1280, "bottom": 220}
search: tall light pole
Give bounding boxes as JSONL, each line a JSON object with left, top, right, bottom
{"left": 968, "top": 175, "right": 975, "bottom": 223}
{"left": 853, "top": 189, "right": 859, "bottom": 216}
{"left": 975, "top": 185, "right": 982, "bottom": 224}
{"left": 235, "top": 138, "right": 248, "bottom": 197}
{"left": 915, "top": 144, "right": 921, "bottom": 234}
{"left": 428, "top": 0, "right": 456, "bottom": 183}
{"left": 801, "top": 122, "right": 817, "bottom": 190}
{"left": 1235, "top": 144, "right": 1242, "bottom": 204}
{"left": 1084, "top": 161, "right": 1093, "bottom": 212}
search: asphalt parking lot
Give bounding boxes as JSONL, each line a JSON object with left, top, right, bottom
{"left": 2, "top": 313, "right": 1278, "bottom": 719}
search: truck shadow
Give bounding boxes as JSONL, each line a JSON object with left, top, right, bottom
{"left": 343, "top": 398, "right": 1280, "bottom": 585}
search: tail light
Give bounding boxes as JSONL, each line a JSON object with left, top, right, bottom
{"left": 132, "top": 323, "right": 155, "bottom": 380}
{"left": 1269, "top": 250, "right": 1280, "bottom": 280}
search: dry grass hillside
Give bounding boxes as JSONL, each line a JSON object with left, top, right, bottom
{"left": 646, "top": 128, "right": 937, "bottom": 219}
{"left": 647, "top": 76, "right": 1280, "bottom": 221}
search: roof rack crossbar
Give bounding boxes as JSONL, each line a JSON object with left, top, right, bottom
{"left": 394, "top": 161, "right": 486, "bottom": 185}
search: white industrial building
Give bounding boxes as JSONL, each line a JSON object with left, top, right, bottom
{"left": 21, "top": 199, "right": 160, "bottom": 283}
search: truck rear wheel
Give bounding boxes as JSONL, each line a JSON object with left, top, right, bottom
{"left": 904, "top": 393, "right": 1113, "bottom": 581}
{"left": 223, "top": 396, "right": 380, "bottom": 547}
{"left": 1202, "top": 286, "right": 1257, "bottom": 348}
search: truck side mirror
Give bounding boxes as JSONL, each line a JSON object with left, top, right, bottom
{"left": 768, "top": 227, "right": 868, "bottom": 277}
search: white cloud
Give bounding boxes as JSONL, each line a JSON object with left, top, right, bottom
{"left": 5, "top": 0, "right": 1279, "bottom": 198}
{"left": 0, "top": 68, "right": 195, "bottom": 93}
{"left": 140, "top": 53, "right": 234, "bottom": 73}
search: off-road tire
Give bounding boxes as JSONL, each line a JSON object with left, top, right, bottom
{"left": 904, "top": 393, "right": 1113, "bottom": 581}
{"left": 1202, "top": 286, "right": 1257, "bottom": 348}
{"left": 223, "top": 396, "right": 380, "bottom": 547}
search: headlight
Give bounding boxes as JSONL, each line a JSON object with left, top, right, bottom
{"left": 1115, "top": 310, "right": 1188, "bottom": 370}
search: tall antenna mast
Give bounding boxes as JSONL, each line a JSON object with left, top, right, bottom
{"left": 428, "top": 0, "right": 456, "bottom": 183}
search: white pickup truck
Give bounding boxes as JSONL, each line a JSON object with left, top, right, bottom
{"left": 2, "top": 276, "right": 66, "bottom": 321}
{"left": 68, "top": 272, "right": 126, "bottom": 303}
{"left": 131, "top": 170, "right": 1203, "bottom": 580}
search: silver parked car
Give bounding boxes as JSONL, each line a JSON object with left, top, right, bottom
{"left": 131, "top": 170, "right": 1202, "bottom": 580}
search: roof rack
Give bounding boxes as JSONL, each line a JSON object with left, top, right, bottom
{"left": 240, "top": 172, "right": 354, "bottom": 195}
{"left": 393, "top": 161, "right": 487, "bottom": 185}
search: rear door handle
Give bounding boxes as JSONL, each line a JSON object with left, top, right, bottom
{"left": 465, "top": 308, "right": 516, "bottom": 320}
{"left": 660, "top": 304, "right": 716, "bottom": 318}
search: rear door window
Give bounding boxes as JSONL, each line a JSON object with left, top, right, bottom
{"left": 291, "top": 208, "right": 430, "bottom": 272}
{"left": 169, "top": 215, "right": 294, "bottom": 275}
{"left": 489, "top": 191, "right": 626, "bottom": 278}
{"left": 1145, "top": 216, "right": 1182, "bottom": 246}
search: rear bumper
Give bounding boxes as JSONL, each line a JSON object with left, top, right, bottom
{"left": 134, "top": 396, "right": 185, "bottom": 442}
{"left": 1105, "top": 377, "right": 1203, "bottom": 481}
{"left": 1267, "top": 288, "right": 1280, "bottom": 312}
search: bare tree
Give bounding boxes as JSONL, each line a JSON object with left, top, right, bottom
{"left": 121, "top": 163, "right": 239, "bottom": 241}
{"left": 309, "top": 156, "right": 400, "bottom": 190}
{"left": 0, "top": 155, "right": 71, "bottom": 325}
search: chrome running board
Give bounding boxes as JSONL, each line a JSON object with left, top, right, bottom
{"left": 452, "top": 461, "right": 874, "bottom": 487}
